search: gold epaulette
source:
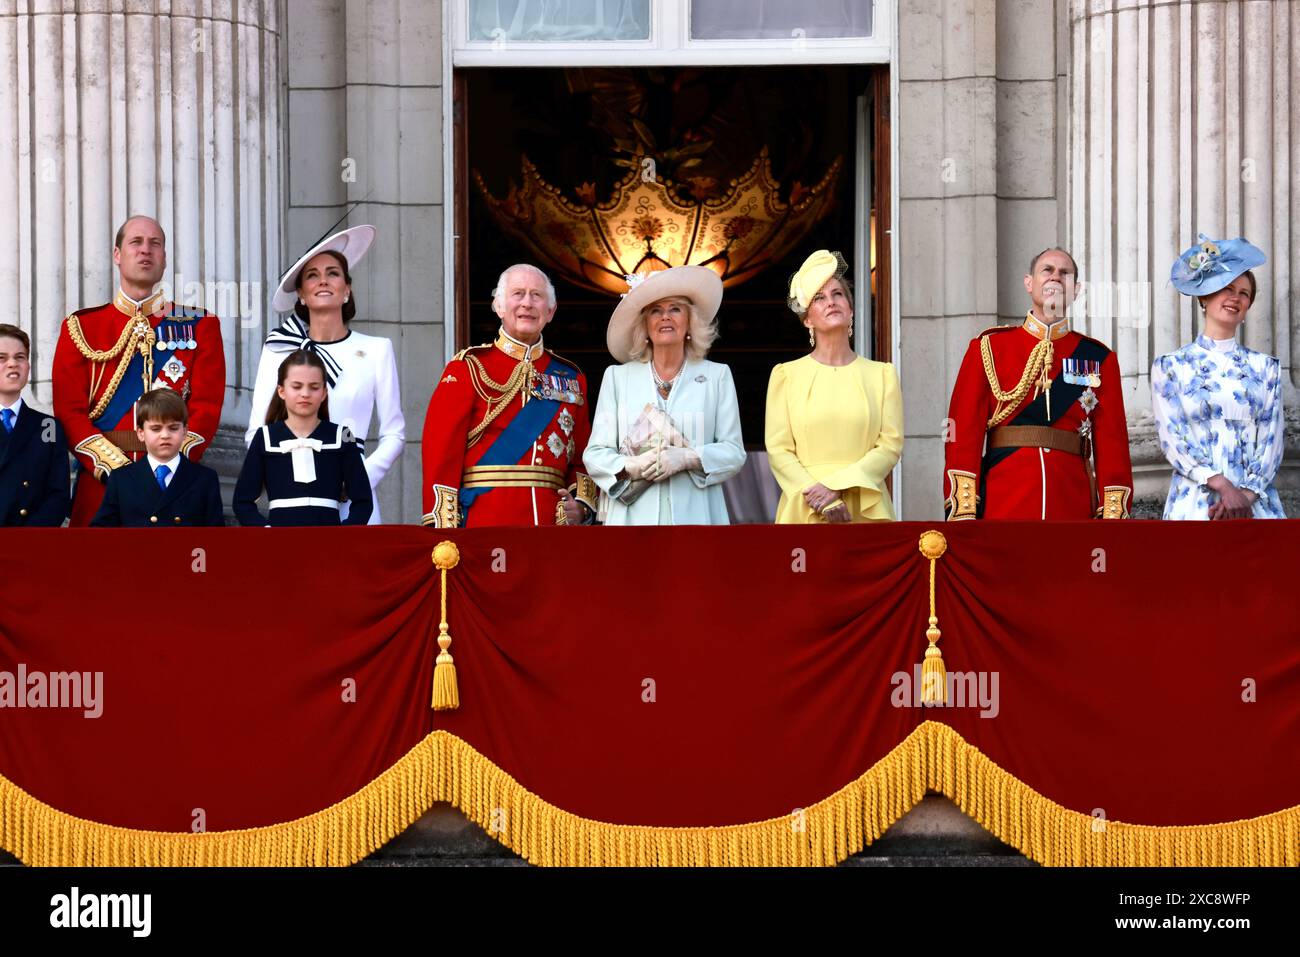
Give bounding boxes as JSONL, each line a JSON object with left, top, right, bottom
{"left": 451, "top": 342, "right": 493, "bottom": 363}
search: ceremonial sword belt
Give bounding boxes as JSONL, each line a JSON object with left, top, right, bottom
{"left": 987, "top": 425, "right": 1082, "bottom": 456}
{"left": 461, "top": 464, "right": 565, "bottom": 491}
{"left": 101, "top": 429, "right": 148, "bottom": 454}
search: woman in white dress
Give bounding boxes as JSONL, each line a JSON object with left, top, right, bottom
{"left": 583, "top": 266, "right": 745, "bottom": 525}
{"left": 246, "top": 226, "right": 406, "bottom": 523}
{"left": 1151, "top": 235, "right": 1285, "bottom": 520}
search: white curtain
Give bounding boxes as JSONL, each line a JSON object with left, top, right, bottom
{"left": 691, "top": 0, "right": 873, "bottom": 39}
{"left": 469, "top": 0, "right": 650, "bottom": 41}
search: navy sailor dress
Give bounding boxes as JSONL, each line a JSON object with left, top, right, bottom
{"left": 233, "top": 420, "right": 373, "bottom": 526}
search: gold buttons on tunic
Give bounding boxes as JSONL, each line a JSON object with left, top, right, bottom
{"left": 174, "top": 517, "right": 182, "bottom": 524}
{"left": 150, "top": 516, "right": 158, "bottom": 523}
{"left": 22, "top": 480, "right": 29, "bottom": 487}
{"left": 18, "top": 508, "right": 28, "bottom": 517}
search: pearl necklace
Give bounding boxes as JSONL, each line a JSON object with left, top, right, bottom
{"left": 651, "top": 361, "right": 683, "bottom": 399}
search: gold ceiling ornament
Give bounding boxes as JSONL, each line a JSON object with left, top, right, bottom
{"left": 474, "top": 147, "right": 842, "bottom": 296}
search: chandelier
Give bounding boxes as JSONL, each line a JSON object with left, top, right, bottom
{"left": 474, "top": 148, "right": 842, "bottom": 296}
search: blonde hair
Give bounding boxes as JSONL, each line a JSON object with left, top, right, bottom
{"left": 627, "top": 296, "right": 718, "bottom": 362}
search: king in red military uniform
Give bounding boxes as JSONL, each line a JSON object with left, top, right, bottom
{"left": 421, "top": 264, "right": 596, "bottom": 527}
{"left": 943, "top": 247, "right": 1133, "bottom": 520}
{"left": 53, "top": 216, "right": 226, "bottom": 526}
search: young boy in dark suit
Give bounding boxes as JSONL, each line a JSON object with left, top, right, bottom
{"left": 91, "top": 388, "right": 224, "bottom": 527}
{"left": 0, "top": 323, "right": 71, "bottom": 526}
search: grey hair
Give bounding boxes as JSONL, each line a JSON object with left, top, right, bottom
{"left": 491, "top": 263, "right": 557, "bottom": 315}
{"left": 627, "top": 297, "right": 718, "bottom": 363}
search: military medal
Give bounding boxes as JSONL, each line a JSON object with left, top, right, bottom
{"left": 1063, "top": 358, "right": 1102, "bottom": 387}
{"left": 558, "top": 408, "right": 575, "bottom": 436}
{"left": 185, "top": 322, "right": 198, "bottom": 349}
{"left": 156, "top": 326, "right": 169, "bottom": 352}
{"left": 1078, "top": 387, "right": 1098, "bottom": 414}
{"left": 531, "top": 373, "right": 583, "bottom": 405}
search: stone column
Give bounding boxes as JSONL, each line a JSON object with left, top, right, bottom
{"left": 0, "top": 0, "right": 282, "bottom": 433}
{"left": 1069, "top": 0, "right": 1300, "bottom": 506}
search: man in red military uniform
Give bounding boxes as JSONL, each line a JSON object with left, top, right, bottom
{"left": 943, "top": 247, "right": 1133, "bottom": 520}
{"left": 421, "top": 263, "right": 596, "bottom": 527}
{"left": 53, "top": 216, "right": 226, "bottom": 526}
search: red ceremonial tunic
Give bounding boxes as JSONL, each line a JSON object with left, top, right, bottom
{"left": 943, "top": 312, "right": 1133, "bottom": 521}
{"left": 53, "top": 290, "right": 226, "bottom": 526}
{"left": 420, "top": 330, "right": 595, "bottom": 528}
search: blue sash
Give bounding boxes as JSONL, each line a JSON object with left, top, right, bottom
{"left": 459, "top": 359, "right": 575, "bottom": 518}
{"left": 93, "top": 350, "right": 147, "bottom": 432}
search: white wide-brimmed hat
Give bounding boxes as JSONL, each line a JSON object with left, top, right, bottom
{"left": 605, "top": 266, "right": 723, "bottom": 363}
{"left": 271, "top": 225, "right": 376, "bottom": 314}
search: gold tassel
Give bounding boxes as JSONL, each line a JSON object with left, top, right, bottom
{"left": 918, "top": 531, "right": 948, "bottom": 705}
{"left": 431, "top": 541, "right": 461, "bottom": 711}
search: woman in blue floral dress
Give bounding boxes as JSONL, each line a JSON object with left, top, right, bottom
{"left": 1151, "top": 235, "right": 1285, "bottom": 520}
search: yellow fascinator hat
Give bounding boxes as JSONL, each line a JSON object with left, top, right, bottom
{"left": 787, "top": 249, "right": 850, "bottom": 316}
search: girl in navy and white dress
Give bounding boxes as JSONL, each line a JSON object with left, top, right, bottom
{"left": 234, "top": 350, "right": 373, "bottom": 527}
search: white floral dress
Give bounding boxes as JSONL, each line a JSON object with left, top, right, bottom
{"left": 1150, "top": 335, "right": 1286, "bottom": 520}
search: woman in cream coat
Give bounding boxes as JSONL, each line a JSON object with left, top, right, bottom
{"left": 583, "top": 266, "right": 745, "bottom": 525}
{"left": 765, "top": 250, "right": 903, "bottom": 523}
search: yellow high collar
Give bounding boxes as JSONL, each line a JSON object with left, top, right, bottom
{"left": 495, "top": 327, "right": 544, "bottom": 362}
{"left": 1022, "top": 310, "right": 1071, "bottom": 341}
{"left": 114, "top": 288, "right": 166, "bottom": 318}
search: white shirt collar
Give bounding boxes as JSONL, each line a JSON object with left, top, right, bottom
{"left": 147, "top": 453, "right": 181, "bottom": 486}
{"left": 0, "top": 396, "right": 23, "bottom": 417}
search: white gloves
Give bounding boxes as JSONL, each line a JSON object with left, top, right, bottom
{"left": 642, "top": 446, "right": 701, "bottom": 482}
{"left": 622, "top": 449, "right": 659, "bottom": 481}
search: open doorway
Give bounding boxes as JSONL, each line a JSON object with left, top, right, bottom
{"left": 453, "top": 64, "right": 890, "bottom": 519}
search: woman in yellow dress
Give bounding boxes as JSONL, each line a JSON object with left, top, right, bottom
{"left": 765, "top": 250, "right": 903, "bottom": 523}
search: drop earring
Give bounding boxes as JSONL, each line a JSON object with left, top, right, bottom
{"left": 808, "top": 328, "right": 816, "bottom": 348}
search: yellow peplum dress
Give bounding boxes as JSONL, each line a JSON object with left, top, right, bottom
{"left": 764, "top": 354, "right": 904, "bottom": 523}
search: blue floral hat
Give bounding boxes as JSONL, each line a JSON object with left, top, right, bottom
{"left": 1170, "top": 234, "right": 1266, "bottom": 297}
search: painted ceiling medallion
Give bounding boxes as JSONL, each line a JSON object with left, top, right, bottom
{"left": 475, "top": 147, "right": 841, "bottom": 297}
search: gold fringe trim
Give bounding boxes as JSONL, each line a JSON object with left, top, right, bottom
{"left": 1, "top": 722, "right": 1297, "bottom": 867}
